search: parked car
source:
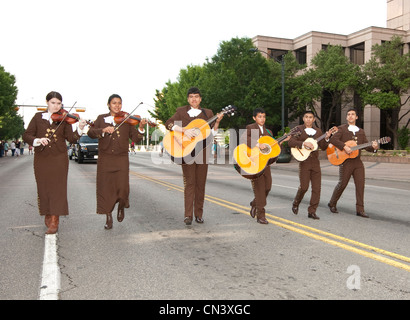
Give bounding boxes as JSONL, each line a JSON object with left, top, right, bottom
{"left": 72, "top": 134, "right": 99, "bottom": 163}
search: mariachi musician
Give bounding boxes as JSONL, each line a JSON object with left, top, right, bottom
{"left": 328, "top": 108, "right": 379, "bottom": 218}
{"left": 87, "top": 94, "right": 147, "bottom": 229}
{"left": 288, "top": 111, "right": 332, "bottom": 220}
{"left": 164, "top": 87, "right": 223, "bottom": 225}
{"left": 23, "top": 91, "right": 87, "bottom": 234}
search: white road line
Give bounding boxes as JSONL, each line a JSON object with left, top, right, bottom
{"left": 39, "top": 234, "right": 60, "bottom": 300}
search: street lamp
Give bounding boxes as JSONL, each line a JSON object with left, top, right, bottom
{"left": 250, "top": 48, "right": 285, "bottom": 131}
{"left": 14, "top": 104, "right": 86, "bottom": 112}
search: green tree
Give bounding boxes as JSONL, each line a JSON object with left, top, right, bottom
{"left": 279, "top": 52, "right": 308, "bottom": 124}
{"left": 0, "top": 65, "right": 22, "bottom": 139}
{"left": 397, "top": 126, "right": 410, "bottom": 149}
{"left": 152, "top": 37, "right": 292, "bottom": 134}
{"left": 0, "top": 112, "right": 24, "bottom": 140}
{"left": 201, "top": 37, "right": 279, "bottom": 130}
{"left": 150, "top": 64, "right": 204, "bottom": 125}
{"left": 293, "top": 45, "right": 362, "bottom": 130}
{"left": 362, "top": 36, "right": 410, "bottom": 149}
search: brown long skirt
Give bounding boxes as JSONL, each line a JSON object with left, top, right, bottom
{"left": 96, "top": 153, "right": 130, "bottom": 214}
{"left": 34, "top": 151, "right": 69, "bottom": 216}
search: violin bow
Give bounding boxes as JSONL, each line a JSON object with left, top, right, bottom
{"left": 52, "top": 101, "right": 77, "bottom": 135}
{"left": 40, "top": 101, "right": 77, "bottom": 151}
{"left": 112, "top": 102, "right": 143, "bottom": 133}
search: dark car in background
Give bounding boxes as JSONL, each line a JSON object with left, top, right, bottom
{"left": 72, "top": 134, "right": 99, "bottom": 163}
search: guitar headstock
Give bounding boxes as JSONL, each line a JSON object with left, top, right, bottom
{"left": 329, "top": 126, "right": 338, "bottom": 135}
{"left": 289, "top": 126, "right": 302, "bottom": 137}
{"left": 221, "top": 105, "right": 237, "bottom": 117}
{"left": 379, "top": 136, "right": 391, "bottom": 145}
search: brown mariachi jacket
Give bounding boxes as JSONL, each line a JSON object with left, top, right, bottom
{"left": 165, "top": 105, "right": 215, "bottom": 164}
{"left": 165, "top": 105, "right": 214, "bottom": 130}
{"left": 87, "top": 113, "right": 144, "bottom": 156}
{"left": 330, "top": 124, "right": 375, "bottom": 158}
{"left": 23, "top": 112, "right": 81, "bottom": 154}
{"left": 245, "top": 122, "right": 273, "bottom": 148}
{"left": 288, "top": 124, "right": 328, "bottom": 160}
{"left": 244, "top": 122, "right": 278, "bottom": 167}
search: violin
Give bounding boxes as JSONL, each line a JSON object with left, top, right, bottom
{"left": 113, "top": 111, "right": 156, "bottom": 127}
{"left": 51, "top": 108, "right": 94, "bottom": 126}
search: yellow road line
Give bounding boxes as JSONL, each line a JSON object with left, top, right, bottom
{"left": 131, "top": 171, "right": 410, "bottom": 272}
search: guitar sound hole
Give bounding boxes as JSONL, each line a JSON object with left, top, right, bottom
{"left": 259, "top": 144, "right": 271, "bottom": 154}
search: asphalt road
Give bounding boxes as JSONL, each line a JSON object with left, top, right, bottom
{"left": 0, "top": 152, "right": 409, "bottom": 301}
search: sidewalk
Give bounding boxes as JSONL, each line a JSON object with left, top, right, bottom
{"left": 271, "top": 159, "right": 410, "bottom": 183}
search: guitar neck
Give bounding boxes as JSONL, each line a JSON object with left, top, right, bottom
{"left": 204, "top": 109, "right": 231, "bottom": 126}
{"left": 351, "top": 139, "right": 380, "bottom": 151}
{"left": 277, "top": 133, "right": 291, "bottom": 143}
{"left": 274, "top": 128, "right": 301, "bottom": 144}
{"left": 315, "top": 127, "right": 337, "bottom": 143}
{"left": 315, "top": 133, "right": 327, "bottom": 143}
{"left": 206, "top": 114, "right": 219, "bottom": 125}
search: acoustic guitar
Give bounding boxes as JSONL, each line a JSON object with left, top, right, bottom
{"left": 233, "top": 126, "right": 301, "bottom": 179}
{"left": 291, "top": 126, "right": 338, "bottom": 162}
{"left": 163, "top": 105, "right": 236, "bottom": 163}
{"left": 327, "top": 136, "right": 391, "bottom": 166}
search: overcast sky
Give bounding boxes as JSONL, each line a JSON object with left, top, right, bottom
{"left": 0, "top": 0, "right": 387, "bottom": 126}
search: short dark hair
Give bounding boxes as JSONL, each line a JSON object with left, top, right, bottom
{"left": 187, "top": 87, "right": 201, "bottom": 97}
{"left": 303, "top": 110, "right": 315, "bottom": 117}
{"left": 253, "top": 107, "right": 266, "bottom": 117}
{"left": 46, "top": 91, "right": 62, "bottom": 102}
{"left": 347, "top": 108, "right": 358, "bottom": 116}
{"left": 108, "top": 94, "right": 122, "bottom": 104}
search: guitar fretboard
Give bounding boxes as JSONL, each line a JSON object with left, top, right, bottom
{"left": 350, "top": 138, "right": 388, "bottom": 151}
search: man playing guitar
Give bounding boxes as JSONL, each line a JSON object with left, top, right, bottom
{"left": 288, "top": 111, "right": 333, "bottom": 220}
{"left": 164, "top": 87, "right": 224, "bottom": 225}
{"left": 328, "top": 108, "right": 379, "bottom": 218}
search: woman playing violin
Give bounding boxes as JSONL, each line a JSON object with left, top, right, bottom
{"left": 22, "top": 91, "right": 87, "bottom": 234}
{"left": 87, "top": 94, "right": 147, "bottom": 229}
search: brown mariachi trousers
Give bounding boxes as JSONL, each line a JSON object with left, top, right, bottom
{"left": 250, "top": 167, "right": 272, "bottom": 218}
{"left": 329, "top": 157, "right": 366, "bottom": 212}
{"left": 293, "top": 156, "right": 322, "bottom": 214}
{"left": 182, "top": 163, "right": 208, "bottom": 219}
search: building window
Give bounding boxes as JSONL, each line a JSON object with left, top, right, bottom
{"left": 295, "top": 46, "right": 307, "bottom": 65}
{"left": 350, "top": 43, "right": 365, "bottom": 65}
{"left": 322, "top": 44, "right": 346, "bottom": 53}
{"left": 267, "top": 48, "right": 287, "bottom": 62}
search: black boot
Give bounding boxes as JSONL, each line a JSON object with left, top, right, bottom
{"left": 117, "top": 207, "right": 124, "bottom": 222}
{"left": 105, "top": 213, "right": 113, "bottom": 229}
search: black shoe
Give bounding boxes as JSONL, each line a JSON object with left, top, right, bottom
{"left": 195, "top": 217, "right": 204, "bottom": 223}
{"left": 117, "top": 207, "right": 124, "bottom": 222}
{"left": 308, "top": 212, "right": 320, "bottom": 220}
{"left": 184, "top": 217, "right": 192, "bottom": 225}
{"left": 250, "top": 201, "right": 256, "bottom": 218}
{"left": 356, "top": 211, "right": 369, "bottom": 218}
{"left": 257, "top": 217, "right": 269, "bottom": 224}
{"left": 328, "top": 202, "right": 338, "bottom": 213}
{"left": 104, "top": 213, "right": 113, "bottom": 229}
{"left": 292, "top": 204, "right": 299, "bottom": 215}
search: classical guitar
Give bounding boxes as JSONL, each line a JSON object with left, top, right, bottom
{"left": 327, "top": 136, "right": 391, "bottom": 166}
{"left": 233, "top": 126, "right": 301, "bottom": 179}
{"left": 291, "top": 126, "right": 338, "bottom": 162}
{"left": 163, "top": 105, "right": 236, "bottom": 163}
